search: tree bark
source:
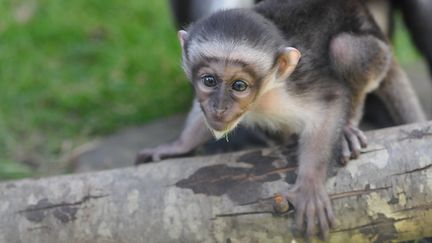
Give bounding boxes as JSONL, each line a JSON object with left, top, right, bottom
{"left": 1, "top": 122, "right": 432, "bottom": 243}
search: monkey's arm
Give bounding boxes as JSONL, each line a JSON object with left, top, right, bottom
{"left": 136, "top": 100, "right": 212, "bottom": 164}
{"left": 285, "top": 103, "right": 343, "bottom": 239}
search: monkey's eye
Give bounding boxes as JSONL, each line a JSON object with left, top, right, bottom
{"left": 202, "top": 75, "right": 217, "bottom": 87}
{"left": 232, "top": 80, "right": 248, "bottom": 92}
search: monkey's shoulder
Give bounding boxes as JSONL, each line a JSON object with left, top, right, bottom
{"left": 242, "top": 87, "right": 323, "bottom": 133}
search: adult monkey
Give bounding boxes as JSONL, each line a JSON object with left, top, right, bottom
{"left": 395, "top": 0, "right": 432, "bottom": 76}
{"left": 169, "top": 0, "right": 255, "bottom": 29}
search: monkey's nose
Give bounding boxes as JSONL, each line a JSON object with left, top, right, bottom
{"left": 214, "top": 107, "right": 228, "bottom": 119}
{"left": 215, "top": 108, "right": 226, "bottom": 115}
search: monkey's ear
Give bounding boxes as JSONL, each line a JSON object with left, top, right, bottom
{"left": 276, "top": 47, "right": 301, "bottom": 79}
{"left": 178, "top": 30, "right": 188, "bottom": 49}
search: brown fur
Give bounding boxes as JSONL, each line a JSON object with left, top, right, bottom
{"left": 194, "top": 60, "right": 260, "bottom": 132}
{"left": 192, "top": 46, "right": 300, "bottom": 136}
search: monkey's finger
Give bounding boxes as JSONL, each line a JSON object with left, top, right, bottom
{"left": 350, "top": 126, "right": 367, "bottom": 148}
{"left": 323, "top": 195, "right": 337, "bottom": 228}
{"left": 152, "top": 153, "right": 162, "bottom": 162}
{"left": 295, "top": 202, "right": 306, "bottom": 232}
{"left": 135, "top": 156, "right": 142, "bottom": 165}
{"left": 340, "top": 138, "right": 350, "bottom": 165}
{"left": 345, "top": 132, "right": 361, "bottom": 159}
{"left": 306, "top": 201, "right": 317, "bottom": 238}
{"left": 317, "top": 200, "right": 330, "bottom": 240}
{"left": 135, "top": 152, "right": 152, "bottom": 164}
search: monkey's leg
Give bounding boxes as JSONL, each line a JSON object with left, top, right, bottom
{"left": 375, "top": 59, "right": 427, "bottom": 124}
{"left": 330, "top": 33, "right": 391, "bottom": 164}
{"left": 136, "top": 100, "right": 212, "bottom": 164}
{"left": 397, "top": 0, "right": 432, "bottom": 76}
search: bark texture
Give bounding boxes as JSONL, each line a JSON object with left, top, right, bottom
{"left": 1, "top": 122, "right": 432, "bottom": 243}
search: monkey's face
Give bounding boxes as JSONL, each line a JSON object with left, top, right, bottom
{"left": 177, "top": 30, "right": 301, "bottom": 139}
{"left": 193, "top": 62, "right": 261, "bottom": 138}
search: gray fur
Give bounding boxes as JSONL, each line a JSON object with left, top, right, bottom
{"left": 138, "top": 0, "right": 426, "bottom": 238}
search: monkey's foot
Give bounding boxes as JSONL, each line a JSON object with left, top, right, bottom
{"left": 340, "top": 125, "right": 367, "bottom": 165}
{"left": 285, "top": 182, "right": 336, "bottom": 240}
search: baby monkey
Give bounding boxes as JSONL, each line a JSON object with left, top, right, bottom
{"left": 137, "top": 0, "right": 426, "bottom": 239}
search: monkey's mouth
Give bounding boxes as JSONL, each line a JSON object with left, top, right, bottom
{"left": 205, "top": 117, "right": 243, "bottom": 140}
{"left": 206, "top": 120, "right": 229, "bottom": 131}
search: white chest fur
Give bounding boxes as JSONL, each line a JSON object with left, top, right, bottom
{"left": 242, "top": 88, "right": 317, "bottom": 134}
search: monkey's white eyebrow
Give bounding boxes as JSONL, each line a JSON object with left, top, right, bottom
{"left": 192, "top": 57, "right": 260, "bottom": 82}
{"left": 188, "top": 41, "right": 274, "bottom": 73}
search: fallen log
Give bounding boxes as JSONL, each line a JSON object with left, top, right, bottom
{"left": 1, "top": 122, "right": 432, "bottom": 243}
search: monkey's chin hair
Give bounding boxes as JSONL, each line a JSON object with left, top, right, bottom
{"left": 205, "top": 117, "right": 243, "bottom": 141}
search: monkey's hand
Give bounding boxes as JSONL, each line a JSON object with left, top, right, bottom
{"left": 285, "top": 180, "right": 336, "bottom": 239}
{"left": 340, "top": 124, "right": 367, "bottom": 165}
{"left": 135, "top": 141, "right": 191, "bottom": 164}
{"left": 136, "top": 100, "right": 212, "bottom": 164}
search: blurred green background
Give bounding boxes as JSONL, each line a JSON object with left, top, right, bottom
{"left": 0, "top": 0, "right": 421, "bottom": 180}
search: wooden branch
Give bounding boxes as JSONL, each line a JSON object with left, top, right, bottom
{"left": 1, "top": 122, "right": 432, "bottom": 243}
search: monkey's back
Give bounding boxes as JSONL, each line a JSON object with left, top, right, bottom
{"left": 255, "top": 0, "right": 384, "bottom": 49}
{"left": 255, "top": 0, "right": 385, "bottom": 91}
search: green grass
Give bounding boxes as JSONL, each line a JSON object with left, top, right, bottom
{"left": 393, "top": 12, "right": 422, "bottom": 64}
{"left": 0, "top": 0, "right": 191, "bottom": 179}
{"left": 0, "top": 2, "right": 423, "bottom": 180}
